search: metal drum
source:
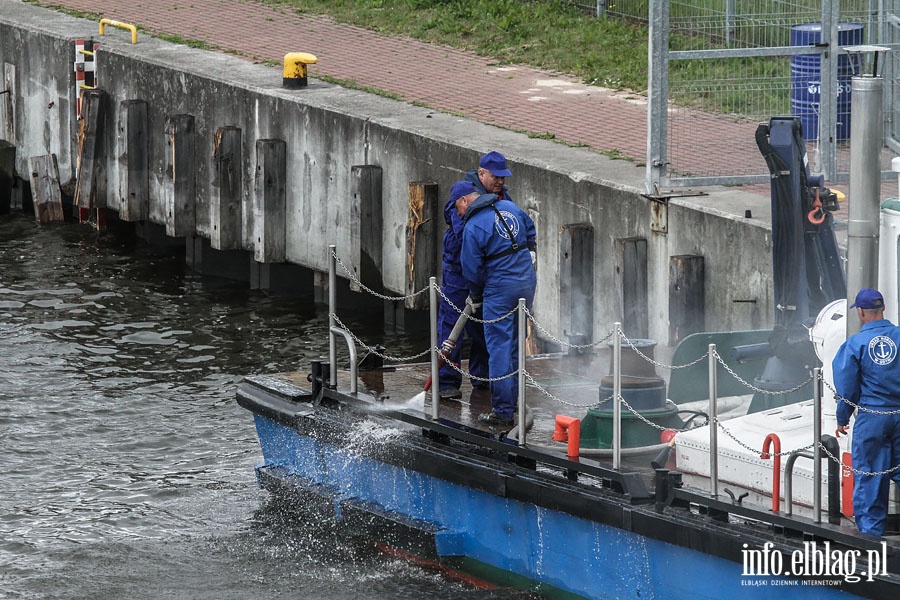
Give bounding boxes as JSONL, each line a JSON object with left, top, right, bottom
{"left": 790, "top": 22, "right": 863, "bottom": 141}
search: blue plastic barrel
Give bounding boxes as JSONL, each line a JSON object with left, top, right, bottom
{"left": 790, "top": 23, "right": 863, "bottom": 141}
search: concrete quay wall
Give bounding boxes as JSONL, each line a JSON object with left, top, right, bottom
{"left": 0, "top": 0, "right": 774, "bottom": 346}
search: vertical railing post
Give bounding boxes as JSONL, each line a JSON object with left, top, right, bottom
{"left": 429, "top": 277, "right": 440, "bottom": 420}
{"left": 645, "top": 0, "right": 670, "bottom": 193}
{"left": 328, "top": 244, "right": 337, "bottom": 388}
{"left": 724, "top": 0, "right": 735, "bottom": 46}
{"left": 517, "top": 298, "right": 527, "bottom": 446}
{"left": 708, "top": 343, "right": 718, "bottom": 498}
{"left": 613, "top": 322, "right": 622, "bottom": 470}
{"left": 813, "top": 367, "right": 823, "bottom": 523}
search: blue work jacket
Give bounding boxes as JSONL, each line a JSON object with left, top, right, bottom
{"left": 460, "top": 193, "right": 536, "bottom": 298}
{"left": 832, "top": 319, "right": 900, "bottom": 426}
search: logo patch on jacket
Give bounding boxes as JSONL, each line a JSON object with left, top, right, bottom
{"left": 494, "top": 211, "right": 520, "bottom": 239}
{"left": 868, "top": 336, "right": 898, "bottom": 365}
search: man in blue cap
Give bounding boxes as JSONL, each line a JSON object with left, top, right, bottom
{"left": 434, "top": 151, "right": 515, "bottom": 401}
{"left": 466, "top": 150, "right": 513, "bottom": 199}
{"left": 435, "top": 180, "right": 489, "bottom": 399}
{"left": 832, "top": 288, "right": 900, "bottom": 535}
{"left": 455, "top": 155, "right": 537, "bottom": 427}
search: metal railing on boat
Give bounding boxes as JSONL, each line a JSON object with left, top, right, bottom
{"left": 322, "top": 243, "right": 900, "bottom": 526}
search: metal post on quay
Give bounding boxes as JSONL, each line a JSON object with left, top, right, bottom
{"left": 613, "top": 322, "right": 622, "bottom": 470}
{"left": 429, "top": 277, "right": 440, "bottom": 420}
{"left": 709, "top": 343, "right": 719, "bottom": 497}
{"left": 813, "top": 366, "right": 822, "bottom": 523}
{"left": 328, "top": 244, "right": 337, "bottom": 389}
{"left": 517, "top": 297, "right": 527, "bottom": 446}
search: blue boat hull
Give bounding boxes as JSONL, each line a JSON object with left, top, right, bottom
{"left": 251, "top": 411, "right": 855, "bottom": 599}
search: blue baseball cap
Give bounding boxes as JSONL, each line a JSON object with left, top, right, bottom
{"left": 450, "top": 180, "right": 477, "bottom": 202}
{"left": 850, "top": 288, "right": 885, "bottom": 309}
{"left": 479, "top": 151, "right": 512, "bottom": 177}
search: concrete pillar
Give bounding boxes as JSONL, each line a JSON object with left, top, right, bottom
{"left": 211, "top": 126, "right": 242, "bottom": 250}
{"left": 118, "top": 99, "right": 149, "bottom": 221}
{"left": 0, "top": 139, "right": 14, "bottom": 214}
{"left": 164, "top": 114, "right": 196, "bottom": 237}
{"left": 668, "top": 255, "right": 705, "bottom": 346}
{"left": 253, "top": 139, "right": 286, "bottom": 263}
{"left": 350, "top": 164, "right": 383, "bottom": 294}
{"left": 405, "top": 180, "right": 439, "bottom": 310}
{"left": 617, "top": 237, "right": 648, "bottom": 339}
{"left": 29, "top": 154, "right": 63, "bottom": 223}
{"left": 75, "top": 89, "right": 107, "bottom": 217}
{"left": 560, "top": 223, "right": 594, "bottom": 345}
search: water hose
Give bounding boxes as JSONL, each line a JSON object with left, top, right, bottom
{"left": 423, "top": 299, "right": 478, "bottom": 392}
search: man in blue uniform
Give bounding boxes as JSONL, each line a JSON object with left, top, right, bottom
{"left": 455, "top": 158, "right": 537, "bottom": 427}
{"left": 435, "top": 151, "right": 516, "bottom": 400}
{"left": 832, "top": 288, "right": 900, "bottom": 536}
{"left": 436, "top": 181, "right": 489, "bottom": 399}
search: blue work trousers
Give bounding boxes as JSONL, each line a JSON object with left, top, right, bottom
{"left": 437, "top": 271, "right": 488, "bottom": 391}
{"left": 851, "top": 410, "right": 900, "bottom": 535}
{"left": 482, "top": 285, "right": 535, "bottom": 419}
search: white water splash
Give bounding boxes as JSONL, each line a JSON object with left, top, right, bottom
{"left": 403, "top": 391, "right": 426, "bottom": 412}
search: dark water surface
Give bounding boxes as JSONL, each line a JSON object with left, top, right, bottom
{"left": 0, "top": 214, "right": 531, "bottom": 600}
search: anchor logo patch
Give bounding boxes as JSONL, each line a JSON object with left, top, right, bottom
{"left": 868, "top": 336, "right": 898, "bottom": 366}
{"left": 494, "top": 211, "right": 520, "bottom": 239}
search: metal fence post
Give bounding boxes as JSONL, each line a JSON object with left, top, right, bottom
{"left": 517, "top": 297, "right": 527, "bottom": 446}
{"left": 328, "top": 244, "right": 337, "bottom": 388}
{"left": 813, "top": 367, "right": 822, "bottom": 523}
{"left": 613, "top": 322, "right": 622, "bottom": 470}
{"left": 724, "top": 0, "right": 735, "bottom": 46}
{"left": 817, "top": 0, "right": 838, "bottom": 180}
{"left": 645, "top": 0, "right": 669, "bottom": 194}
{"left": 430, "top": 277, "right": 440, "bottom": 420}
{"left": 709, "top": 343, "right": 718, "bottom": 498}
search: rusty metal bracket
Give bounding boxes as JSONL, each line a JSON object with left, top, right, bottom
{"left": 642, "top": 188, "right": 708, "bottom": 234}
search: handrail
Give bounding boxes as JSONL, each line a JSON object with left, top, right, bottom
{"left": 329, "top": 326, "right": 358, "bottom": 395}
{"left": 783, "top": 450, "right": 814, "bottom": 517}
{"left": 761, "top": 433, "right": 782, "bottom": 512}
{"left": 99, "top": 19, "right": 137, "bottom": 44}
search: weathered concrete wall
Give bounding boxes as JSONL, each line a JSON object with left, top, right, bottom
{"left": 0, "top": 0, "right": 775, "bottom": 347}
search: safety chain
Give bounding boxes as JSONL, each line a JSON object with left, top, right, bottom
{"left": 821, "top": 378, "right": 900, "bottom": 416}
{"left": 713, "top": 415, "right": 817, "bottom": 457}
{"left": 440, "top": 355, "right": 518, "bottom": 383}
{"left": 331, "top": 250, "right": 429, "bottom": 302}
{"left": 618, "top": 396, "right": 705, "bottom": 433}
{"left": 331, "top": 313, "right": 431, "bottom": 362}
{"left": 524, "top": 307, "right": 615, "bottom": 349}
{"left": 620, "top": 330, "right": 709, "bottom": 370}
{"left": 435, "top": 284, "right": 517, "bottom": 325}
{"left": 713, "top": 349, "right": 814, "bottom": 395}
{"left": 818, "top": 441, "right": 900, "bottom": 477}
{"left": 522, "top": 370, "right": 612, "bottom": 409}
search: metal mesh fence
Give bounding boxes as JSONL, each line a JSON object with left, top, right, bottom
{"left": 558, "top": 0, "right": 897, "bottom": 186}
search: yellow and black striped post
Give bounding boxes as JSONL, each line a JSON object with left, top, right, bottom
{"left": 283, "top": 52, "right": 318, "bottom": 89}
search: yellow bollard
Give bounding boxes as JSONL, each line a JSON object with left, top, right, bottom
{"left": 283, "top": 52, "right": 318, "bottom": 89}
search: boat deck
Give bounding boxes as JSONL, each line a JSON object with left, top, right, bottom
{"left": 266, "top": 348, "right": 684, "bottom": 475}
{"left": 272, "top": 350, "right": 621, "bottom": 455}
